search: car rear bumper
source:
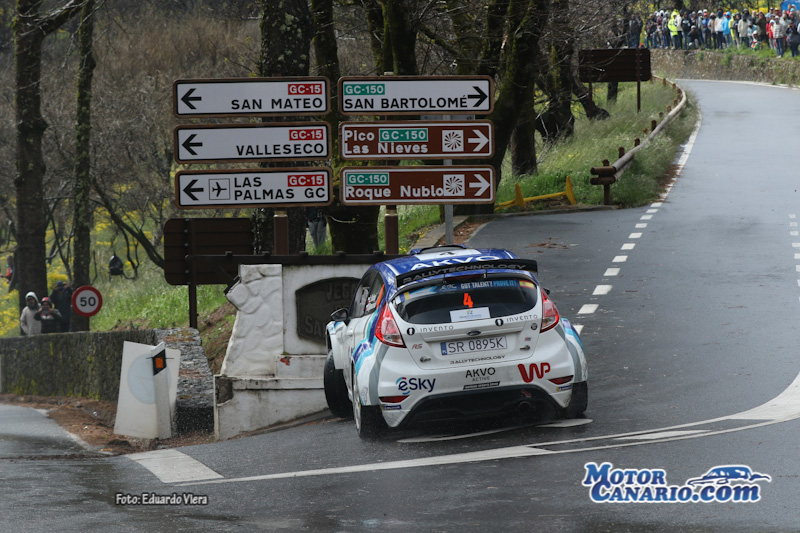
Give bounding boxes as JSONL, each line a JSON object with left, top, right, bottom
{"left": 391, "top": 385, "right": 564, "bottom": 428}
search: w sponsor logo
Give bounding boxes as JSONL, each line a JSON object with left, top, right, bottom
{"left": 518, "top": 362, "right": 550, "bottom": 383}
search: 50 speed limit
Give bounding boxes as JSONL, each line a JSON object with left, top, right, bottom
{"left": 71, "top": 286, "right": 103, "bottom": 317}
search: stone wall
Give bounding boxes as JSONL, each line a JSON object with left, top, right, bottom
{"left": 0, "top": 328, "right": 214, "bottom": 434}
{"left": 651, "top": 49, "right": 800, "bottom": 86}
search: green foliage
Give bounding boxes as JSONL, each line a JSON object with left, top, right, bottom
{"left": 495, "top": 80, "right": 697, "bottom": 210}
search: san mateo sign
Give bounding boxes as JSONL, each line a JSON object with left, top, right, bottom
{"left": 173, "top": 77, "right": 329, "bottom": 117}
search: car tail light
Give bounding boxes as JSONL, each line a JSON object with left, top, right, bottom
{"left": 375, "top": 303, "right": 405, "bottom": 347}
{"left": 541, "top": 289, "right": 560, "bottom": 332}
{"left": 549, "top": 375, "right": 573, "bottom": 385}
{"left": 379, "top": 396, "right": 408, "bottom": 404}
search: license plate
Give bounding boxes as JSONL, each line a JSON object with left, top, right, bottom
{"left": 440, "top": 336, "right": 507, "bottom": 356}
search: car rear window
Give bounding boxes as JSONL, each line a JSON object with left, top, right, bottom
{"left": 392, "top": 278, "right": 538, "bottom": 324}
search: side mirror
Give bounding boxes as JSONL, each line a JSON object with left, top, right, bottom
{"left": 330, "top": 308, "right": 350, "bottom": 325}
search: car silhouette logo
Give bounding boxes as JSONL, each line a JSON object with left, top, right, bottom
{"left": 686, "top": 465, "right": 771, "bottom": 486}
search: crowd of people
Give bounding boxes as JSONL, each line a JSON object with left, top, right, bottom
{"left": 17, "top": 281, "right": 74, "bottom": 335}
{"left": 619, "top": 7, "right": 800, "bottom": 58}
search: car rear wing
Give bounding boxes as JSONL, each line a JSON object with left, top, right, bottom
{"left": 396, "top": 259, "right": 539, "bottom": 287}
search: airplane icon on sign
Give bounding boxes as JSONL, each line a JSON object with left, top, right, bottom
{"left": 208, "top": 178, "right": 231, "bottom": 200}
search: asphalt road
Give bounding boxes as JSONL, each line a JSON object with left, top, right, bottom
{"left": 3, "top": 80, "right": 800, "bottom": 531}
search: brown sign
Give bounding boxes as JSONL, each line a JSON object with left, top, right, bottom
{"left": 164, "top": 218, "right": 254, "bottom": 286}
{"left": 339, "top": 121, "right": 493, "bottom": 160}
{"left": 295, "top": 278, "right": 359, "bottom": 344}
{"left": 340, "top": 166, "right": 494, "bottom": 205}
{"left": 578, "top": 49, "right": 652, "bottom": 83}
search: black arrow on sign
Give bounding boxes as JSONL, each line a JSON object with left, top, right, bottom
{"left": 182, "top": 179, "right": 204, "bottom": 201}
{"left": 182, "top": 134, "right": 203, "bottom": 156}
{"left": 467, "top": 86, "right": 488, "bottom": 108}
{"left": 181, "top": 88, "right": 202, "bottom": 110}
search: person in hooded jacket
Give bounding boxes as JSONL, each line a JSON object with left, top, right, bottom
{"left": 20, "top": 291, "right": 42, "bottom": 335}
{"left": 35, "top": 297, "right": 62, "bottom": 334}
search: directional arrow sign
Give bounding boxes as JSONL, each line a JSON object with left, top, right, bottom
{"left": 175, "top": 168, "right": 332, "bottom": 209}
{"left": 339, "top": 76, "right": 494, "bottom": 115}
{"left": 174, "top": 123, "right": 330, "bottom": 163}
{"left": 173, "top": 77, "right": 329, "bottom": 117}
{"left": 340, "top": 121, "right": 494, "bottom": 160}
{"left": 340, "top": 166, "right": 494, "bottom": 205}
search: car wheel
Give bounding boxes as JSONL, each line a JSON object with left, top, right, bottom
{"left": 564, "top": 381, "right": 588, "bottom": 418}
{"left": 323, "top": 350, "right": 352, "bottom": 419}
{"left": 352, "top": 369, "right": 387, "bottom": 439}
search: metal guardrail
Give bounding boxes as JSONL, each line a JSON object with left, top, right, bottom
{"left": 590, "top": 77, "right": 687, "bottom": 205}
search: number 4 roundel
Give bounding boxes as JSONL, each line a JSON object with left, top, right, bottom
{"left": 71, "top": 285, "right": 103, "bottom": 317}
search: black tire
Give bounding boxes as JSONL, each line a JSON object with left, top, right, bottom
{"left": 352, "top": 370, "right": 387, "bottom": 439}
{"left": 564, "top": 381, "right": 588, "bottom": 418}
{"left": 323, "top": 350, "right": 352, "bottom": 419}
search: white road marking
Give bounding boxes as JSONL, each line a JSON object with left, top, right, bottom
{"left": 791, "top": 231, "right": 799, "bottom": 237}
{"left": 640, "top": 215, "right": 653, "bottom": 220}
{"left": 635, "top": 223, "right": 648, "bottom": 229}
{"left": 629, "top": 233, "right": 642, "bottom": 239}
{"left": 621, "top": 243, "right": 635, "bottom": 250}
{"left": 612, "top": 256, "right": 627, "bottom": 263}
{"left": 604, "top": 268, "right": 620, "bottom": 276}
{"left": 651, "top": 202, "right": 663, "bottom": 208}
{"left": 178, "top": 370, "right": 800, "bottom": 488}
{"left": 593, "top": 285, "right": 612, "bottom": 296}
{"left": 793, "top": 243, "right": 800, "bottom": 248}
{"left": 397, "top": 426, "right": 524, "bottom": 443}
{"left": 573, "top": 324, "right": 584, "bottom": 334}
{"left": 128, "top": 449, "right": 223, "bottom": 483}
{"left": 646, "top": 209, "right": 658, "bottom": 214}
{"left": 615, "top": 430, "right": 708, "bottom": 441}
{"left": 578, "top": 304, "right": 598, "bottom": 314}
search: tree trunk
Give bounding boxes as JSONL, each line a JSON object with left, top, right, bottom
{"left": 313, "top": 0, "right": 379, "bottom": 254}
{"left": 510, "top": 95, "right": 537, "bottom": 175}
{"left": 382, "top": 0, "right": 417, "bottom": 75}
{"left": 256, "top": 0, "right": 313, "bottom": 254}
{"left": 456, "top": 0, "right": 550, "bottom": 216}
{"left": 71, "top": 0, "right": 95, "bottom": 332}
{"left": 14, "top": 0, "right": 84, "bottom": 313}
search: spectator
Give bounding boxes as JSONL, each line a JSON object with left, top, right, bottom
{"left": 687, "top": 25, "right": 702, "bottom": 49}
{"left": 715, "top": 11, "right": 726, "bottom": 48}
{"left": 3, "top": 254, "right": 14, "bottom": 292}
{"left": 20, "top": 291, "right": 41, "bottom": 336}
{"left": 667, "top": 11, "right": 679, "bottom": 48}
{"left": 787, "top": 22, "right": 800, "bottom": 57}
{"left": 109, "top": 253, "right": 124, "bottom": 277}
{"left": 736, "top": 13, "right": 748, "bottom": 48}
{"left": 757, "top": 12, "right": 768, "bottom": 45}
{"left": 35, "top": 297, "right": 62, "bottom": 334}
{"left": 702, "top": 11, "right": 712, "bottom": 48}
{"left": 50, "top": 280, "right": 74, "bottom": 332}
{"left": 774, "top": 13, "right": 789, "bottom": 57}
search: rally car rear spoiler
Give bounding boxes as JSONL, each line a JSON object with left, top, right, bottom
{"left": 396, "top": 259, "right": 539, "bottom": 287}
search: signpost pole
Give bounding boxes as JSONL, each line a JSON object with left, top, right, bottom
{"left": 385, "top": 206, "right": 399, "bottom": 254}
{"left": 188, "top": 219, "right": 198, "bottom": 329}
{"left": 274, "top": 210, "right": 289, "bottom": 254}
{"left": 443, "top": 114, "right": 454, "bottom": 245}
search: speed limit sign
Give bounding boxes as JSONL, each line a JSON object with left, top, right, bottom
{"left": 72, "top": 286, "right": 103, "bottom": 317}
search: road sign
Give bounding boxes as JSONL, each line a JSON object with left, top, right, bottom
{"left": 578, "top": 49, "right": 652, "bottom": 83}
{"left": 339, "top": 121, "right": 494, "bottom": 160}
{"left": 72, "top": 285, "right": 103, "bottom": 318}
{"left": 175, "top": 168, "right": 332, "bottom": 209}
{"left": 340, "top": 166, "right": 494, "bottom": 205}
{"left": 173, "top": 77, "right": 330, "bottom": 117}
{"left": 339, "top": 76, "right": 494, "bottom": 115}
{"left": 174, "top": 123, "right": 330, "bottom": 163}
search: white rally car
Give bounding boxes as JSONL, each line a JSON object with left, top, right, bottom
{"left": 323, "top": 245, "right": 588, "bottom": 438}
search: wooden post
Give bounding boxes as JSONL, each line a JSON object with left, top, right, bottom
{"left": 187, "top": 219, "right": 198, "bottom": 329}
{"left": 385, "top": 206, "right": 398, "bottom": 254}
{"left": 274, "top": 209, "right": 289, "bottom": 255}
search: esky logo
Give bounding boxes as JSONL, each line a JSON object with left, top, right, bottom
{"left": 396, "top": 377, "right": 436, "bottom": 395}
